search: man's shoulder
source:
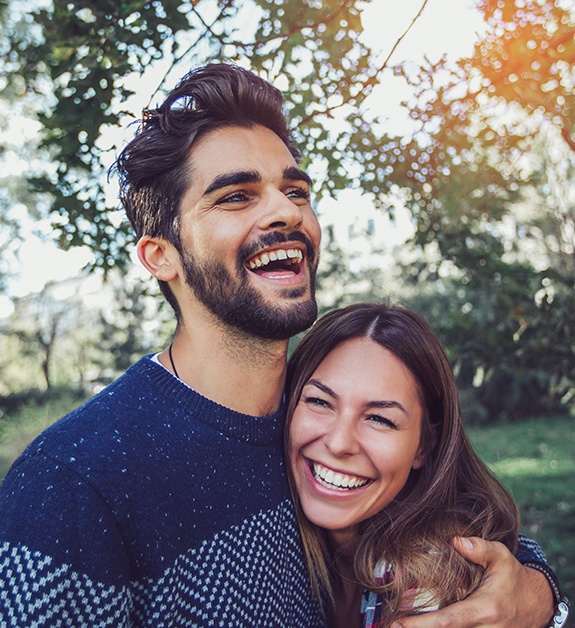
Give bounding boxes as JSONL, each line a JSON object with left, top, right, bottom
{"left": 15, "top": 357, "right": 162, "bottom": 466}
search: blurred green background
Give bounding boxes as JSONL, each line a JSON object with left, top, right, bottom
{"left": 469, "top": 415, "right": 574, "bottom": 620}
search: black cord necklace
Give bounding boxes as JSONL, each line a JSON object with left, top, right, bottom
{"left": 168, "top": 344, "right": 180, "bottom": 380}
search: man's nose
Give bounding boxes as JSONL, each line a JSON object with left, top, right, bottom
{"left": 259, "top": 189, "right": 305, "bottom": 231}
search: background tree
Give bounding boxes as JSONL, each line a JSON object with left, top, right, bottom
{"left": 2, "top": 0, "right": 407, "bottom": 271}
{"left": 1, "top": 0, "right": 573, "bottom": 418}
{"left": 96, "top": 276, "right": 175, "bottom": 374}
{"left": 0, "top": 0, "right": 52, "bottom": 291}
{"left": 367, "top": 1, "right": 575, "bottom": 419}
{"left": 5, "top": 282, "right": 86, "bottom": 390}
{"left": 0, "top": 271, "right": 175, "bottom": 395}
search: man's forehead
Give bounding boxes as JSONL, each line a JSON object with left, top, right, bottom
{"left": 186, "top": 124, "right": 304, "bottom": 191}
{"left": 190, "top": 124, "right": 292, "bottom": 159}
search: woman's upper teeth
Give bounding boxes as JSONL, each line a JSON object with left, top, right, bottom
{"left": 312, "top": 462, "right": 369, "bottom": 489}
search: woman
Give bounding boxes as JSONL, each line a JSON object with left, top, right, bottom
{"left": 285, "top": 303, "right": 519, "bottom": 627}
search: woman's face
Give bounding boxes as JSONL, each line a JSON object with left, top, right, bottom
{"left": 289, "top": 337, "right": 425, "bottom": 544}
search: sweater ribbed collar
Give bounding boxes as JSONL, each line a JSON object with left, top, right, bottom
{"left": 134, "top": 356, "right": 287, "bottom": 446}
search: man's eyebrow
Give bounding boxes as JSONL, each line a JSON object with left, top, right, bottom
{"left": 284, "top": 166, "right": 312, "bottom": 187}
{"left": 203, "top": 166, "right": 311, "bottom": 197}
{"left": 204, "top": 170, "right": 261, "bottom": 196}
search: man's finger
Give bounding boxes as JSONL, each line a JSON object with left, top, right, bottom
{"left": 452, "top": 536, "right": 508, "bottom": 570}
{"left": 389, "top": 602, "right": 480, "bottom": 628}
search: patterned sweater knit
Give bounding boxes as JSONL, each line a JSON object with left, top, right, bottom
{"left": 0, "top": 357, "right": 324, "bottom": 627}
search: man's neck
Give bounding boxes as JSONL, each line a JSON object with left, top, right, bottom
{"left": 159, "top": 314, "right": 289, "bottom": 417}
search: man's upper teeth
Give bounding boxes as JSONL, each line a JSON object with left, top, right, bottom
{"left": 248, "top": 248, "right": 302, "bottom": 269}
{"left": 312, "top": 462, "right": 369, "bottom": 490}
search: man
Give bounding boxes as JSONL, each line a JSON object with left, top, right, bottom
{"left": 0, "top": 63, "right": 566, "bottom": 627}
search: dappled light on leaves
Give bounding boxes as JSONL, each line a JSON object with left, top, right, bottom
{"left": 0, "top": 0, "right": 573, "bottom": 417}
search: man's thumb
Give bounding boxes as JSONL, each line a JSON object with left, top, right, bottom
{"left": 452, "top": 536, "right": 490, "bottom": 567}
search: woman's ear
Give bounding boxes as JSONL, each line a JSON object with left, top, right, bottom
{"left": 137, "top": 236, "right": 179, "bottom": 282}
{"left": 411, "top": 446, "right": 426, "bottom": 470}
{"left": 412, "top": 421, "right": 439, "bottom": 470}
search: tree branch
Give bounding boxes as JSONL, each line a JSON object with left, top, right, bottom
{"left": 560, "top": 125, "right": 575, "bottom": 154}
{"left": 145, "top": 3, "right": 233, "bottom": 107}
{"left": 299, "top": 0, "right": 430, "bottom": 126}
{"left": 246, "top": 4, "right": 348, "bottom": 53}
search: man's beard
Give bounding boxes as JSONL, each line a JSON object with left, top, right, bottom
{"left": 181, "top": 232, "right": 318, "bottom": 340}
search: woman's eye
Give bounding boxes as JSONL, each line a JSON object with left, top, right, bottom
{"left": 367, "top": 415, "right": 397, "bottom": 429}
{"left": 303, "top": 395, "right": 330, "bottom": 409}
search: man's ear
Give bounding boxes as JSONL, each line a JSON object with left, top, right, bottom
{"left": 137, "top": 236, "right": 179, "bottom": 282}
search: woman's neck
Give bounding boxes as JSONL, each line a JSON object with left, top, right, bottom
{"left": 327, "top": 532, "right": 363, "bottom": 628}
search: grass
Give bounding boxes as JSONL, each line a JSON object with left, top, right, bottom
{"left": 468, "top": 414, "right": 575, "bottom": 622}
{"left": 1, "top": 398, "right": 573, "bottom": 621}
{"left": 0, "top": 392, "right": 89, "bottom": 480}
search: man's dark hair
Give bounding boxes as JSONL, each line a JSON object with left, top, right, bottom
{"left": 112, "top": 63, "right": 299, "bottom": 314}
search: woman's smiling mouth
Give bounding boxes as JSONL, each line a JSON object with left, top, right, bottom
{"left": 310, "top": 460, "right": 371, "bottom": 491}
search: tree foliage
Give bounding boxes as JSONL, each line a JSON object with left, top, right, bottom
{"left": 476, "top": 0, "right": 575, "bottom": 152}
{"left": 382, "top": 0, "right": 575, "bottom": 417}
{"left": 1, "top": 0, "right": 401, "bottom": 270}
{"left": 2, "top": 0, "right": 574, "bottom": 417}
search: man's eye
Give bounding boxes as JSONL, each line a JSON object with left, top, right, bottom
{"left": 217, "top": 191, "right": 250, "bottom": 204}
{"left": 286, "top": 188, "right": 310, "bottom": 201}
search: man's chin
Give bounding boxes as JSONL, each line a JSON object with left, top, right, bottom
{"left": 182, "top": 255, "right": 317, "bottom": 340}
{"left": 232, "top": 297, "right": 317, "bottom": 340}
{"left": 247, "top": 275, "right": 311, "bottom": 302}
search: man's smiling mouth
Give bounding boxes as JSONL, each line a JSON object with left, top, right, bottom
{"left": 311, "top": 461, "right": 371, "bottom": 491}
{"left": 246, "top": 248, "right": 303, "bottom": 274}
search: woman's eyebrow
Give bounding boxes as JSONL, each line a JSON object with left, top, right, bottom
{"left": 366, "top": 400, "right": 409, "bottom": 416}
{"left": 203, "top": 170, "right": 261, "bottom": 195}
{"left": 305, "top": 380, "right": 409, "bottom": 416}
{"left": 305, "top": 379, "right": 337, "bottom": 399}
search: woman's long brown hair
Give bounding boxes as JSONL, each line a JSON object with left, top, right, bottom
{"left": 284, "top": 303, "right": 519, "bottom": 625}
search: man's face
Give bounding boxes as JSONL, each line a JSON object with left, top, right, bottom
{"left": 177, "top": 124, "right": 321, "bottom": 340}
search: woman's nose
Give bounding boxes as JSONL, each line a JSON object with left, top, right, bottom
{"left": 322, "top": 418, "right": 361, "bottom": 457}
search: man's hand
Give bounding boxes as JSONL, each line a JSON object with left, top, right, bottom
{"left": 390, "top": 536, "right": 554, "bottom": 628}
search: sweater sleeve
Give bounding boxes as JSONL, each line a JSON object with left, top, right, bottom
{"left": 0, "top": 452, "right": 133, "bottom": 627}
{"left": 516, "top": 533, "right": 564, "bottom": 605}
{"left": 516, "top": 533, "right": 549, "bottom": 565}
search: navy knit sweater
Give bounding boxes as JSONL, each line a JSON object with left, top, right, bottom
{"left": 0, "top": 357, "right": 324, "bottom": 627}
